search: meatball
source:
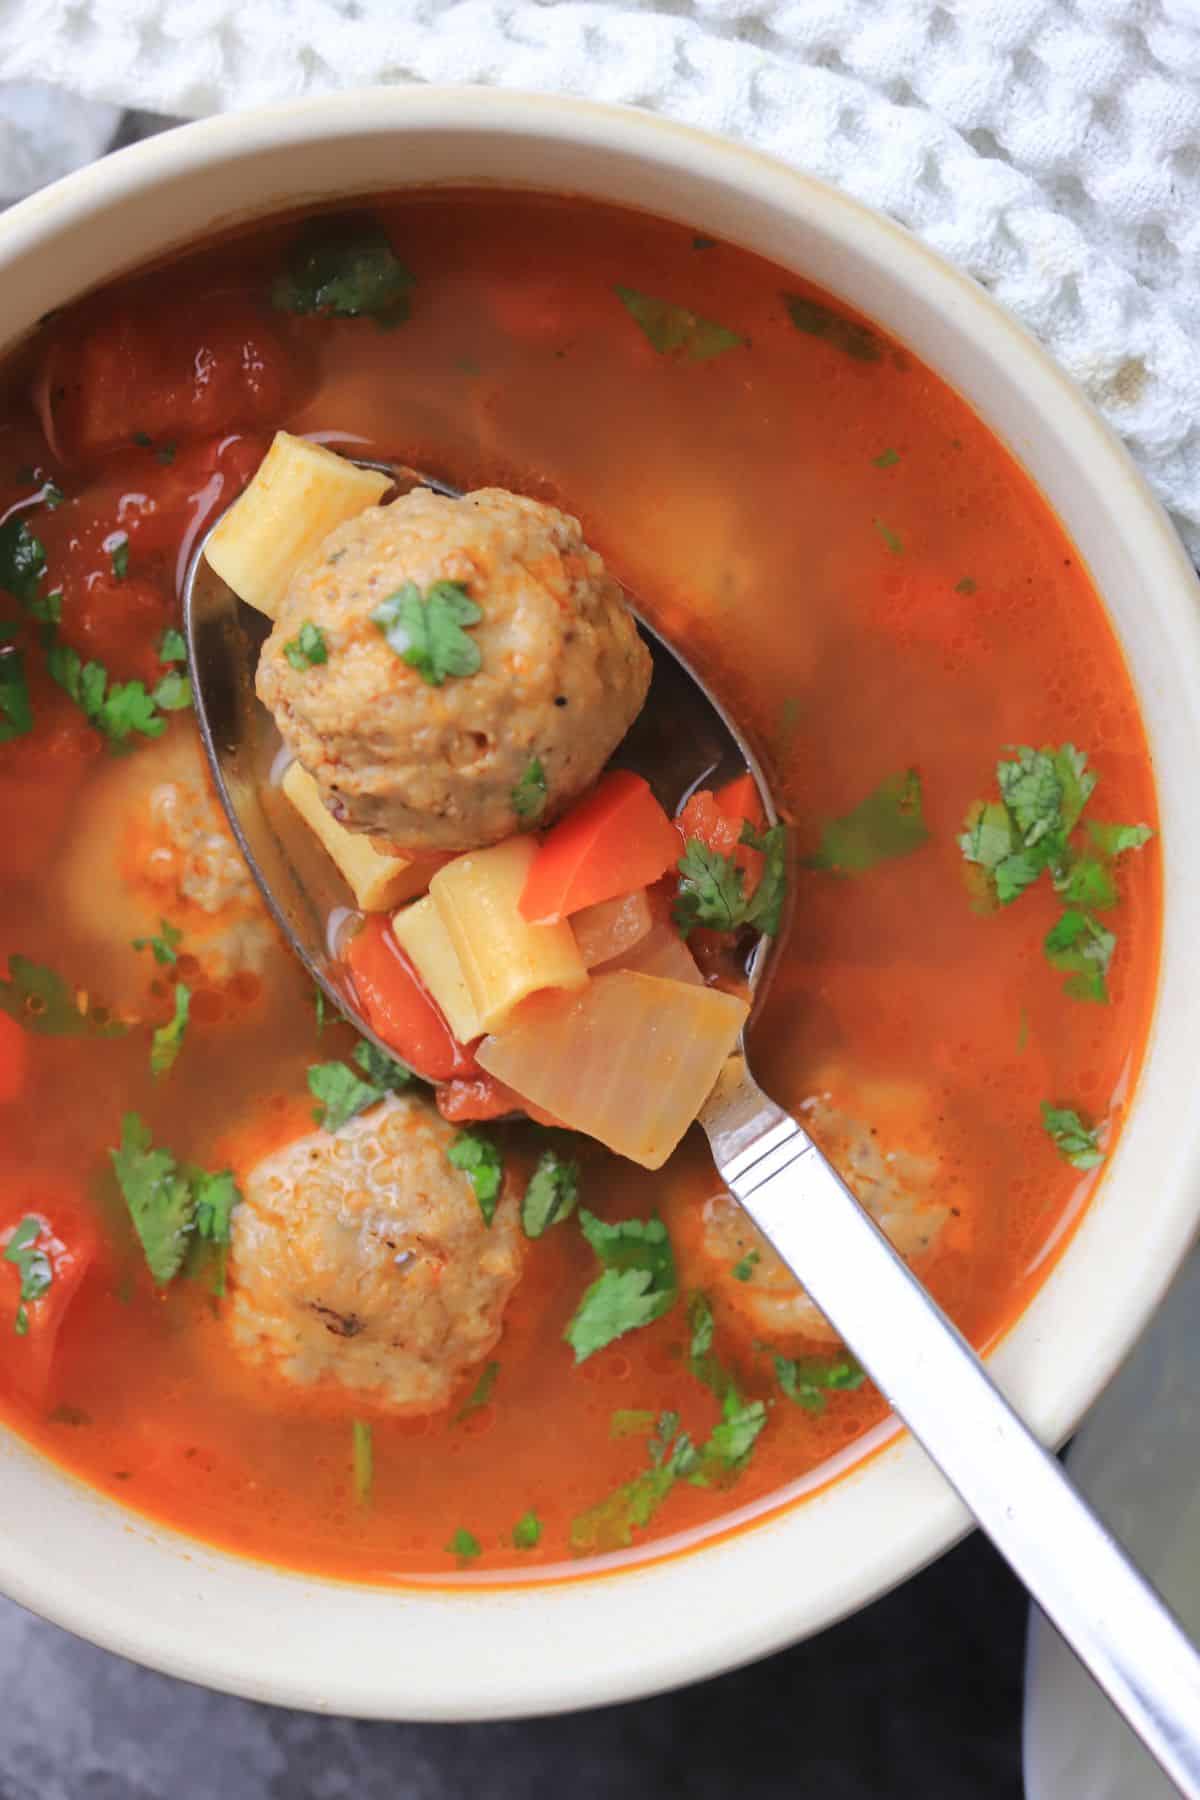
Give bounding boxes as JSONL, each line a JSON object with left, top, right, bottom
{"left": 256, "top": 486, "right": 651, "bottom": 852}
{"left": 53, "top": 726, "right": 277, "bottom": 1015}
{"left": 227, "top": 1093, "right": 523, "bottom": 1413}
{"left": 677, "top": 1068, "right": 971, "bottom": 1347}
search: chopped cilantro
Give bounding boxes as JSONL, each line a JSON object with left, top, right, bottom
{"left": 272, "top": 220, "right": 415, "bottom": 325}
{"left": 690, "top": 1387, "right": 768, "bottom": 1484}
{"left": 151, "top": 669, "right": 192, "bottom": 712}
{"left": 1056, "top": 856, "right": 1117, "bottom": 910}
{"left": 110, "top": 537, "right": 129, "bottom": 581}
{"left": 521, "top": 1145, "right": 579, "bottom": 1238}
{"left": 808, "top": 769, "right": 929, "bottom": 875}
{"left": 133, "top": 919, "right": 183, "bottom": 966}
{"left": 564, "top": 1211, "right": 678, "bottom": 1363}
{"left": 448, "top": 1131, "right": 503, "bottom": 1226}
{"left": 615, "top": 286, "right": 742, "bottom": 360}
{"left": 28, "top": 588, "right": 61, "bottom": 625}
{"left": 157, "top": 442, "right": 177, "bottom": 466}
{"left": 352, "top": 1419, "right": 374, "bottom": 1505}
{"left": 47, "top": 641, "right": 170, "bottom": 744}
{"left": 372, "top": 579, "right": 482, "bottom": 687}
{"left": 512, "top": 756, "right": 547, "bottom": 824}
{"left": 1041, "top": 1102, "right": 1105, "bottom": 1171}
{"left": 570, "top": 1436, "right": 682, "bottom": 1551}
{"left": 455, "top": 1359, "right": 499, "bottom": 1421}
{"left": 158, "top": 628, "right": 187, "bottom": 665}
{"left": 0, "top": 647, "right": 32, "bottom": 742}
{"left": 1087, "top": 821, "right": 1153, "bottom": 857}
{"left": 872, "top": 518, "right": 903, "bottom": 554}
{"left": 131, "top": 431, "right": 152, "bottom": 448}
{"left": 308, "top": 1039, "right": 411, "bottom": 1133}
{"left": 774, "top": 1352, "right": 865, "bottom": 1414}
{"left": 872, "top": 447, "right": 901, "bottom": 468}
{"left": 109, "top": 1114, "right": 195, "bottom": 1287}
{"left": 446, "top": 1527, "right": 482, "bottom": 1564}
{"left": 150, "top": 982, "right": 190, "bottom": 1078}
{"left": 512, "top": 1511, "right": 542, "bottom": 1550}
{"left": 0, "top": 517, "right": 46, "bottom": 602}
{"left": 783, "top": 293, "right": 882, "bottom": 362}
{"left": 312, "top": 985, "right": 328, "bottom": 1036}
{"left": 283, "top": 621, "right": 328, "bottom": 672}
{"left": 193, "top": 1170, "right": 239, "bottom": 1243}
{"left": 41, "top": 480, "right": 64, "bottom": 509}
{"left": 955, "top": 576, "right": 977, "bottom": 595}
{"left": 692, "top": 234, "right": 718, "bottom": 250}
{"left": 1044, "top": 908, "right": 1115, "bottom": 1003}
{"left": 610, "top": 1408, "right": 657, "bottom": 1438}
{"left": 3, "top": 1216, "right": 52, "bottom": 1335}
{"left": 0, "top": 954, "right": 125, "bottom": 1036}
{"left": 674, "top": 821, "right": 788, "bottom": 937}
{"left": 686, "top": 1290, "right": 732, "bottom": 1397}
{"left": 731, "top": 1249, "right": 760, "bottom": 1282}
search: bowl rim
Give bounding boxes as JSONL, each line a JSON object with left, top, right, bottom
{"left": 1, "top": 83, "right": 1199, "bottom": 1722}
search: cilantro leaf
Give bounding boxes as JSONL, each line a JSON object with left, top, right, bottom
{"left": 352, "top": 1038, "right": 414, "bottom": 1088}
{"left": 512, "top": 1511, "right": 542, "bottom": 1550}
{"left": 731, "top": 1250, "right": 760, "bottom": 1282}
{"left": 783, "top": 293, "right": 882, "bottom": 362}
{"left": 372, "top": 579, "right": 482, "bottom": 686}
{"left": 521, "top": 1145, "right": 579, "bottom": 1238}
{"left": 272, "top": 220, "right": 415, "bottom": 325}
{"left": 455, "top": 1359, "right": 499, "bottom": 1422}
{"left": 615, "top": 286, "right": 742, "bottom": 361}
{"left": 873, "top": 518, "right": 903, "bottom": 554}
{"left": 448, "top": 1131, "right": 504, "bottom": 1226}
{"left": 1055, "top": 856, "right": 1117, "bottom": 910}
{"left": 873, "top": 447, "right": 901, "bottom": 468}
{"left": 674, "top": 839, "right": 747, "bottom": 934}
{"left": 41, "top": 480, "right": 64, "bottom": 510}
{"left": 1041, "top": 1102, "right": 1105, "bottom": 1171}
{"left": 0, "top": 954, "right": 125, "bottom": 1036}
{"left": 150, "top": 982, "right": 190, "bottom": 1078}
{"left": 774, "top": 1352, "right": 865, "bottom": 1413}
{"left": 808, "top": 769, "right": 929, "bottom": 875}
{"left": 740, "top": 822, "right": 788, "bottom": 935}
{"left": 569, "top": 1449, "right": 679, "bottom": 1553}
{"left": 0, "top": 646, "right": 32, "bottom": 742}
{"left": 0, "top": 517, "right": 46, "bottom": 602}
{"left": 1043, "top": 908, "right": 1115, "bottom": 1003}
{"left": 28, "top": 588, "right": 61, "bottom": 624}
{"left": 110, "top": 538, "right": 129, "bottom": 581}
{"left": 686, "top": 1290, "right": 733, "bottom": 1398}
{"left": 151, "top": 669, "right": 192, "bottom": 713}
{"left": 46, "top": 642, "right": 167, "bottom": 744}
{"left": 352, "top": 1419, "right": 373, "bottom": 1505}
{"left": 446, "top": 1527, "right": 482, "bottom": 1563}
{"left": 512, "top": 756, "right": 547, "bottom": 824}
{"left": 3, "top": 1216, "right": 52, "bottom": 1335}
{"left": 133, "top": 919, "right": 182, "bottom": 966}
{"left": 1087, "top": 821, "right": 1153, "bottom": 857}
{"left": 610, "top": 1408, "right": 657, "bottom": 1438}
{"left": 564, "top": 1211, "right": 678, "bottom": 1362}
{"left": 158, "top": 628, "right": 187, "bottom": 664}
{"left": 192, "top": 1169, "right": 240, "bottom": 1242}
{"left": 688, "top": 1386, "right": 768, "bottom": 1484}
{"left": 110, "top": 1113, "right": 197, "bottom": 1287}
{"left": 307, "top": 1039, "right": 410, "bottom": 1133}
{"left": 283, "top": 621, "right": 328, "bottom": 671}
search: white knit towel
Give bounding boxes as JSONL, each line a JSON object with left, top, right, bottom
{"left": 0, "top": 0, "right": 1197, "bottom": 557}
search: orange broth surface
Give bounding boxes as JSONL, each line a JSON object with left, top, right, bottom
{"left": 0, "top": 191, "right": 1159, "bottom": 1583}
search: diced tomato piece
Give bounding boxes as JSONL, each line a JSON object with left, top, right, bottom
{"left": 520, "top": 772, "right": 682, "bottom": 923}
{"left": 39, "top": 296, "right": 296, "bottom": 465}
{"left": 59, "top": 572, "right": 173, "bottom": 686}
{"left": 436, "top": 1073, "right": 561, "bottom": 1129}
{"left": 0, "top": 1186, "right": 100, "bottom": 1407}
{"left": 344, "top": 915, "right": 478, "bottom": 1082}
{"left": 677, "top": 772, "right": 766, "bottom": 894}
{"left": 0, "top": 1013, "right": 27, "bottom": 1104}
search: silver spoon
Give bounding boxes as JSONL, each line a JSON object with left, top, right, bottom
{"left": 185, "top": 460, "right": 1200, "bottom": 1796}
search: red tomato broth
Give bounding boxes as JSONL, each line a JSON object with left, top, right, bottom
{"left": 0, "top": 190, "right": 1159, "bottom": 1584}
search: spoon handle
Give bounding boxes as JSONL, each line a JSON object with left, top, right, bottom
{"left": 704, "top": 1070, "right": 1200, "bottom": 1799}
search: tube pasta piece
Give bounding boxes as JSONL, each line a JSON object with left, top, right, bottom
{"left": 282, "top": 762, "right": 436, "bottom": 911}
{"left": 477, "top": 971, "right": 748, "bottom": 1169}
{"left": 430, "top": 838, "right": 587, "bottom": 1034}
{"left": 391, "top": 897, "right": 482, "bottom": 1044}
{"left": 204, "top": 430, "right": 390, "bottom": 619}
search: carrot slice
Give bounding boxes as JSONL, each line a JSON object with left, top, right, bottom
{"left": 344, "top": 915, "right": 477, "bottom": 1082}
{"left": 0, "top": 1013, "right": 27, "bottom": 1105}
{"left": 520, "top": 772, "right": 682, "bottom": 923}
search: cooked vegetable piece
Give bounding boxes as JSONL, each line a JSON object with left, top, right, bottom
{"left": 1041, "top": 1102, "right": 1105, "bottom": 1170}
{"left": 571, "top": 889, "right": 654, "bottom": 968}
{"left": 601, "top": 918, "right": 704, "bottom": 985}
{"left": 431, "top": 838, "right": 587, "bottom": 1033}
{"left": 391, "top": 896, "right": 483, "bottom": 1043}
{"left": 520, "top": 772, "right": 682, "bottom": 924}
{"left": 344, "top": 915, "right": 476, "bottom": 1082}
{"left": 204, "top": 431, "right": 390, "bottom": 619}
{"left": 808, "top": 770, "right": 929, "bottom": 874}
{"left": 282, "top": 760, "right": 442, "bottom": 911}
{"left": 783, "top": 292, "right": 882, "bottom": 362}
{"left": 478, "top": 972, "right": 748, "bottom": 1169}
{"left": 564, "top": 1211, "right": 678, "bottom": 1361}
{"left": 447, "top": 1130, "right": 504, "bottom": 1226}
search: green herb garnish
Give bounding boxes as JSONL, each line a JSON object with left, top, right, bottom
{"left": 4, "top": 1216, "right": 51, "bottom": 1335}
{"left": 512, "top": 1511, "right": 542, "bottom": 1550}
{"left": 448, "top": 1131, "right": 504, "bottom": 1226}
{"left": 308, "top": 1039, "right": 412, "bottom": 1133}
{"left": 352, "top": 1419, "right": 374, "bottom": 1505}
{"left": 283, "top": 621, "right": 328, "bottom": 672}
{"left": 873, "top": 518, "right": 903, "bottom": 554}
{"left": 0, "top": 517, "right": 46, "bottom": 602}
{"left": 615, "top": 286, "right": 742, "bottom": 360}
{"left": 783, "top": 293, "right": 882, "bottom": 362}
{"left": 731, "top": 1250, "right": 760, "bottom": 1282}
{"left": 132, "top": 919, "right": 183, "bottom": 966}
{"left": 1041, "top": 1102, "right": 1105, "bottom": 1171}
{"left": 446, "top": 1526, "right": 482, "bottom": 1564}
{"left": 0, "top": 954, "right": 125, "bottom": 1037}
{"left": 521, "top": 1145, "right": 579, "bottom": 1238}
{"left": 0, "top": 647, "right": 31, "bottom": 742}
{"left": 807, "top": 769, "right": 929, "bottom": 875}
{"left": 372, "top": 579, "right": 482, "bottom": 687}
{"left": 110, "top": 537, "right": 129, "bottom": 581}
{"left": 955, "top": 576, "right": 977, "bottom": 595}
{"left": 110, "top": 1114, "right": 240, "bottom": 1288}
{"left": 564, "top": 1211, "right": 678, "bottom": 1363}
{"left": 674, "top": 821, "right": 788, "bottom": 937}
{"left": 610, "top": 1408, "right": 657, "bottom": 1438}
{"left": 686, "top": 1290, "right": 732, "bottom": 1398}
{"left": 158, "top": 628, "right": 187, "bottom": 665}
{"left": 872, "top": 447, "right": 901, "bottom": 468}
{"left": 272, "top": 220, "right": 415, "bottom": 325}
{"left": 456, "top": 1359, "right": 500, "bottom": 1421}
{"left": 157, "top": 442, "right": 177, "bottom": 466}
{"left": 150, "top": 982, "right": 190, "bottom": 1078}
{"left": 774, "top": 1352, "right": 865, "bottom": 1413}
{"left": 512, "top": 756, "right": 547, "bottom": 824}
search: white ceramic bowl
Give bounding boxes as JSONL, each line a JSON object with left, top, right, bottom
{"left": 2, "top": 86, "right": 1199, "bottom": 1722}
